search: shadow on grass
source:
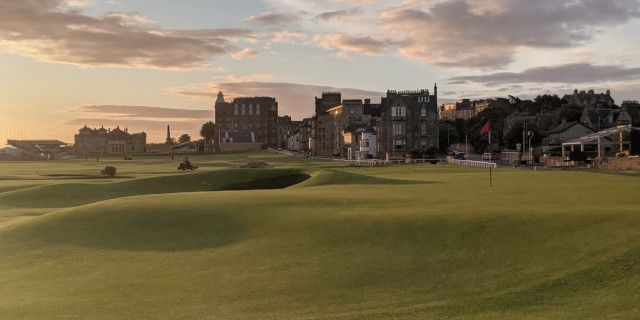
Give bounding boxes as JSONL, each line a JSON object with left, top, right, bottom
{"left": 0, "top": 168, "right": 310, "bottom": 209}
{"left": 5, "top": 209, "right": 246, "bottom": 252}
{"left": 222, "top": 174, "right": 310, "bottom": 190}
{"left": 300, "top": 170, "right": 433, "bottom": 187}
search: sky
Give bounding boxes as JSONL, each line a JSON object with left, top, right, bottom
{"left": 1, "top": 0, "right": 640, "bottom": 144}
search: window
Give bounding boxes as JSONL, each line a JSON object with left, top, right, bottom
{"left": 421, "top": 123, "right": 427, "bottom": 135}
{"left": 234, "top": 104, "right": 238, "bottom": 115}
{"left": 393, "top": 122, "right": 405, "bottom": 135}
{"left": 394, "top": 139, "right": 404, "bottom": 150}
{"left": 249, "top": 104, "right": 253, "bottom": 115}
{"left": 392, "top": 107, "right": 406, "bottom": 117}
{"left": 256, "top": 104, "right": 260, "bottom": 115}
{"left": 421, "top": 139, "right": 428, "bottom": 149}
{"left": 421, "top": 105, "right": 427, "bottom": 117}
{"left": 241, "top": 104, "right": 246, "bottom": 115}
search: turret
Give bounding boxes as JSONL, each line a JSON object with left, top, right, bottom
{"left": 215, "top": 90, "right": 225, "bottom": 104}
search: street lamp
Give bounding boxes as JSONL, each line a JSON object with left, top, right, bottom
{"left": 528, "top": 130, "right": 534, "bottom": 164}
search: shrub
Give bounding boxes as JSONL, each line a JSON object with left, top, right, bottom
{"left": 101, "top": 166, "right": 117, "bottom": 177}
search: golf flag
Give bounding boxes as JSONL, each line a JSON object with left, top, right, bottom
{"left": 480, "top": 121, "right": 490, "bottom": 134}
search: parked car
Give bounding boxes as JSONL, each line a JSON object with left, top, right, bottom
{"left": 482, "top": 152, "right": 492, "bottom": 160}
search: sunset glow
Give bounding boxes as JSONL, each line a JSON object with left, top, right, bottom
{"left": 2, "top": 0, "right": 639, "bottom": 143}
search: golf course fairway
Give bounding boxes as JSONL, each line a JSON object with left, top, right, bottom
{"left": 0, "top": 152, "right": 638, "bottom": 319}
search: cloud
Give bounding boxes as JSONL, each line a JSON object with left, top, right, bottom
{"left": 65, "top": 0, "right": 93, "bottom": 6}
{"left": 70, "top": 105, "right": 212, "bottom": 121}
{"left": 272, "top": 31, "right": 307, "bottom": 44}
{"left": 65, "top": 105, "right": 214, "bottom": 142}
{"left": 168, "top": 81, "right": 385, "bottom": 119}
{"left": 232, "top": 48, "right": 259, "bottom": 60}
{"left": 0, "top": 0, "right": 257, "bottom": 69}
{"left": 380, "top": 0, "right": 640, "bottom": 68}
{"left": 245, "top": 12, "right": 301, "bottom": 25}
{"left": 314, "top": 33, "right": 388, "bottom": 56}
{"left": 315, "top": 8, "right": 364, "bottom": 21}
{"left": 449, "top": 63, "right": 640, "bottom": 85}
{"left": 329, "top": 0, "right": 376, "bottom": 4}
{"left": 2, "top": 104, "right": 36, "bottom": 109}
{"left": 226, "top": 74, "right": 276, "bottom": 82}
{"left": 62, "top": 118, "right": 208, "bottom": 142}
{"left": 334, "top": 51, "right": 352, "bottom": 60}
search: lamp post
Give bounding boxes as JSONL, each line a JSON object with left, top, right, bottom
{"left": 528, "top": 130, "right": 534, "bottom": 165}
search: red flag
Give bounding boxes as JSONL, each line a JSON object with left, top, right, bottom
{"left": 480, "top": 121, "right": 490, "bottom": 134}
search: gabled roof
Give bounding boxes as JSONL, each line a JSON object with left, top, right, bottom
{"left": 364, "top": 124, "right": 376, "bottom": 134}
{"left": 547, "top": 121, "right": 593, "bottom": 134}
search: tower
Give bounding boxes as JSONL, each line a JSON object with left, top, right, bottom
{"left": 166, "top": 125, "right": 172, "bottom": 144}
{"left": 215, "top": 90, "right": 225, "bottom": 104}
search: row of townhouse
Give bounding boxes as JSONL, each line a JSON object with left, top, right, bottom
{"left": 284, "top": 84, "right": 440, "bottom": 160}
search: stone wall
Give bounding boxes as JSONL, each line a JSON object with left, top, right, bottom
{"left": 594, "top": 157, "right": 640, "bottom": 170}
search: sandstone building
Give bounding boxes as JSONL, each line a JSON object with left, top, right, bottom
{"left": 377, "top": 85, "right": 439, "bottom": 158}
{"left": 214, "top": 91, "right": 279, "bottom": 148}
{"left": 74, "top": 125, "right": 147, "bottom": 154}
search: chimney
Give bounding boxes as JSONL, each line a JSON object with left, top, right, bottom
{"left": 364, "top": 99, "right": 371, "bottom": 105}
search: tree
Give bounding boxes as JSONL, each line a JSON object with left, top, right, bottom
{"left": 439, "top": 122, "right": 459, "bottom": 152}
{"left": 200, "top": 121, "right": 216, "bottom": 144}
{"left": 534, "top": 94, "right": 563, "bottom": 110}
{"left": 556, "top": 103, "right": 584, "bottom": 123}
{"left": 503, "top": 121, "right": 543, "bottom": 150}
{"left": 178, "top": 134, "right": 191, "bottom": 144}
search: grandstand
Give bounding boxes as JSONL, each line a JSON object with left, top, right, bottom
{"left": 6, "top": 139, "right": 69, "bottom": 160}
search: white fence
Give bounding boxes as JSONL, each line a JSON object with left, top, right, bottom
{"left": 452, "top": 159, "right": 497, "bottom": 168}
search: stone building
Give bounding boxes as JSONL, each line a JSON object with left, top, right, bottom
{"left": 342, "top": 123, "right": 377, "bottom": 159}
{"left": 377, "top": 84, "right": 439, "bottom": 158}
{"left": 310, "top": 97, "right": 381, "bottom": 157}
{"left": 562, "top": 89, "right": 615, "bottom": 108}
{"left": 74, "top": 125, "right": 147, "bottom": 154}
{"left": 315, "top": 92, "right": 342, "bottom": 115}
{"left": 439, "top": 99, "right": 475, "bottom": 120}
{"left": 214, "top": 91, "right": 279, "bottom": 148}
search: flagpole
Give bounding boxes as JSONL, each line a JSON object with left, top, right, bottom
{"left": 488, "top": 125, "right": 492, "bottom": 187}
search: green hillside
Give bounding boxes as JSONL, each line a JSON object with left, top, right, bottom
{"left": 1, "top": 152, "right": 639, "bottom": 319}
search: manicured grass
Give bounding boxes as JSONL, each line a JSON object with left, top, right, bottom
{"left": 0, "top": 151, "right": 639, "bottom": 319}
